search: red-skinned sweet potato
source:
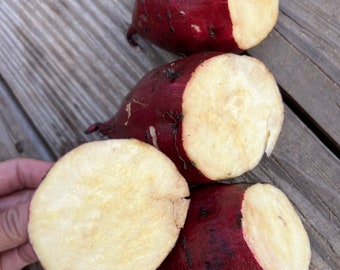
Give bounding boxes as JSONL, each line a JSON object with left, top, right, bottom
{"left": 158, "top": 183, "right": 311, "bottom": 270}
{"left": 127, "top": 0, "right": 279, "bottom": 55}
{"left": 86, "top": 52, "right": 284, "bottom": 184}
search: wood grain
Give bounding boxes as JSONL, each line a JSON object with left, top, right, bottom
{"left": 0, "top": 0, "right": 177, "bottom": 157}
{"left": 0, "top": 77, "right": 55, "bottom": 161}
{"left": 279, "top": 0, "right": 339, "bottom": 84}
{"left": 0, "top": 0, "right": 338, "bottom": 269}
{"left": 249, "top": 0, "right": 340, "bottom": 150}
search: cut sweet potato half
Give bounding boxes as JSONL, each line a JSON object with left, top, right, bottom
{"left": 28, "top": 139, "right": 190, "bottom": 270}
{"left": 159, "top": 183, "right": 311, "bottom": 270}
{"left": 87, "top": 53, "right": 284, "bottom": 184}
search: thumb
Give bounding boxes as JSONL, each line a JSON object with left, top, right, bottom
{"left": 0, "top": 201, "right": 30, "bottom": 252}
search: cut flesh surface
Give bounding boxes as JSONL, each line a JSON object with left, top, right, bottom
{"left": 229, "top": 0, "right": 279, "bottom": 49}
{"left": 28, "top": 139, "right": 190, "bottom": 270}
{"left": 242, "top": 183, "right": 311, "bottom": 270}
{"left": 182, "top": 54, "right": 284, "bottom": 180}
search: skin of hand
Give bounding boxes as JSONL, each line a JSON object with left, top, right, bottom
{"left": 0, "top": 158, "right": 53, "bottom": 270}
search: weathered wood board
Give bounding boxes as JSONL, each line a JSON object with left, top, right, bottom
{"left": 0, "top": 0, "right": 338, "bottom": 269}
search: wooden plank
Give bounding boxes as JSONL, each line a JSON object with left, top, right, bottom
{"left": 0, "top": 1, "right": 338, "bottom": 269}
{"left": 278, "top": 0, "right": 340, "bottom": 84}
{"left": 249, "top": 0, "right": 340, "bottom": 150}
{"left": 0, "top": 77, "right": 55, "bottom": 161}
{"left": 0, "top": 113, "right": 20, "bottom": 160}
{"left": 0, "top": 0, "right": 177, "bottom": 157}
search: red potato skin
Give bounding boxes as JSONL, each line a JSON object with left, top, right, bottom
{"left": 127, "top": 0, "right": 242, "bottom": 55}
{"left": 157, "top": 183, "right": 262, "bottom": 270}
{"left": 86, "top": 52, "right": 223, "bottom": 185}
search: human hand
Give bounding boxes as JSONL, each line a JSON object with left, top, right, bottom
{"left": 0, "top": 158, "right": 53, "bottom": 270}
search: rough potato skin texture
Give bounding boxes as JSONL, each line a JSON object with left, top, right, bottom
{"left": 127, "top": 0, "right": 242, "bottom": 55}
{"left": 158, "top": 183, "right": 262, "bottom": 270}
{"left": 87, "top": 52, "right": 222, "bottom": 184}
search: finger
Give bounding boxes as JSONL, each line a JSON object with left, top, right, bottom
{"left": 0, "top": 242, "right": 38, "bottom": 270}
{"left": 0, "top": 202, "right": 30, "bottom": 252}
{"left": 0, "top": 158, "right": 53, "bottom": 196}
{"left": 0, "top": 190, "right": 34, "bottom": 212}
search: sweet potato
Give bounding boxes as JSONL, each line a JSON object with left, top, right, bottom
{"left": 87, "top": 52, "right": 284, "bottom": 184}
{"left": 28, "top": 139, "right": 190, "bottom": 270}
{"left": 127, "top": 0, "right": 279, "bottom": 55}
{"left": 158, "top": 183, "right": 311, "bottom": 270}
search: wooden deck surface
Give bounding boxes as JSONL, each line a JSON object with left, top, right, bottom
{"left": 0, "top": 0, "right": 339, "bottom": 269}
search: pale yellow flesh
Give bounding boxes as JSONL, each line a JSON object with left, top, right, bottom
{"left": 28, "top": 139, "right": 189, "bottom": 270}
{"left": 242, "top": 184, "right": 311, "bottom": 270}
{"left": 182, "top": 54, "right": 284, "bottom": 180}
{"left": 229, "top": 0, "right": 279, "bottom": 50}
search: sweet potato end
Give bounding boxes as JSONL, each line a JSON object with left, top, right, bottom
{"left": 229, "top": 0, "right": 279, "bottom": 50}
{"left": 242, "top": 183, "right": 311, "bottom": 270}
{"left": 182, "top": 54, "right": 284, "bottom": 181}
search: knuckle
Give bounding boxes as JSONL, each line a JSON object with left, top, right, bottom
{"left": 17, "top": 244, "right": 36, "bottom": 266}
{"left": 0, "top": 207, "right": 26, "bottom": 246}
